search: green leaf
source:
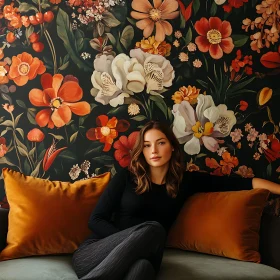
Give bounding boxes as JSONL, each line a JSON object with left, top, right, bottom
{"left": 27, "top": 110, "right": 37, "bottom": 125}
{"left": 70, "top": 131, "right": 78, "bottom": 144}
{"left": 15, "top": 113, "right": 24, "bottom": 128}
{"left": 41, "top": 3, "right": 50, "bottom": 9}
{"left": 196, "top": 79, "right": 208, "bottom": 88}
{"left": 193, "top": 0, "right": 200, "bottom": 15}
{"left": 79, "top": 116, "right": 88, "bottom": 126}
{"left": 75, "top": 28, "right": 85, "bottom": 52}
{"left": 196, "top": 153, "right": 207, "bottom": 158}
{"left": 18, "top": 3, "right": 38, "bottom": 13}
{"left": 267, "top": 163, "right": 272, "bottom": 178}
{"left": 131, "top": 115, "right": 147, "bottom": 121}
{"left": 210, "top": 2, "right": 217, "bottom": 16}
{"left": 1, "top": 93, "right": 12, "bottom": 104}
{"left": 126, "top": 17, "right": 136, "bottom": 26}
{"left": 227, "top": 76, "right": 255, "bottom": 94}
{"left": 29, "top": 147, "right": 36, "bottom": 157}
{"left": 92, "top": 155, "right": 114, "bottom": 165}
{"left": 25, "top": 25, "right": 35, "bottom": 43}
{"left": 102, "top": 11, "right": 121, "bottom": 28}
{"left": 0, "top": 157, "right": 15, "bottom": 166}
{"left": 149, "top": 95, "right": 168, "bottom": 119}
{"left": 32, "top": 0, "right": 38, "bottom": 4}
{"left": 58, "top": 150, "right": 77, "bottom": 161}
{"left": 232, "top": 35, "right": 249, "bottom": 47}
{"left": 16, "top": 100, "right": 27, "bottom": 109}
{"left": 58, "top": 61, "right": 70, "bottom": 71}
{"left": 107, "top": 105, "right": 127, "bottom": 116}
{"left": 18, "top": 146, "right": 29, "bottom": 157}
{"left": 0, "top": 120, "right": 13, "bottom": 127}
{"left": 30, "top": 160, "right": 42, "bottom": 177}
{"left": 180, "top": 12, "right": 186, "bottom": 29}
{"left": 120, "top": 25, "right": 134, "bottom": 50}
{"left": 56, "top": 8, "right": 92, "bottom": 72}
{"left": 0, "top": 130, "right": 7, "bottom": 137}
{"left": 16, "top": 128, "right": 24, "bottom": 139}
{"left": 48, "top": 133, "right": 64, "bottom": 140}
{"left": 85, "top": 142, "right": 103, "bottom": 157}
{"left": 106, "top": 32, "right": 117, "bottom": 46}
{"left": 185, "top": 27, "right": 192, "bottom": 45}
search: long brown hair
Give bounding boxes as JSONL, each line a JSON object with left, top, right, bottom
{"left": 129, "top": 121, "right": 184, "bottom": 198}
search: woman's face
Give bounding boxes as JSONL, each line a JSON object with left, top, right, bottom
{"left": 142, "top": 128, "right": 173, "bottom": 169}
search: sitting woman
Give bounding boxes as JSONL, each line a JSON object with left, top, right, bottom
{"left": 72, "top": 120, "right": 280, "bottom": 280}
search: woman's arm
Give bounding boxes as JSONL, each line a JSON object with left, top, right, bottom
{"left": 88, "top": 168, "right": 128, "bottom": 238}
{"left": 253, "top": 178, "right": 280, "bottom": 195}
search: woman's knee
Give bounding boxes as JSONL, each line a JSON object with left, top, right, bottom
{"left": 140, "top": 221, "right": 166, "bottom": 239}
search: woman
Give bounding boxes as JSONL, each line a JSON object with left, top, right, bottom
{"left": 72, "top": 120, "right": 280, "bottom": 280}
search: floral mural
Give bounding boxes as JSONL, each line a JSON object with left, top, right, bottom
{"left": 0, "top": 0, "right": 279, "bottom": 212}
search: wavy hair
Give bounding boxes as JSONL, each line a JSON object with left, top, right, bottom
{"left": 129, "top": 121, "right": 184, "bottom": 198}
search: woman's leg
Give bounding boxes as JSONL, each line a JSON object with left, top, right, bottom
{"left": 72, "top": 221, "right": 166, "bottom": 280}
{"left": 123, "top": 259, "right": 155, "bottom": 280}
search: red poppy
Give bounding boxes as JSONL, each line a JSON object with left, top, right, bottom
{"left": 86, "top": 115, "right": 130, "bottom": 152}
{"left": 264, "top": 138, "right": 280, "bottom": 163}
{"left": 113, "top": 131, "right": 139, "bottom": 167}
{"left": 43, "top": 139, "right": 67, "bottom": 171}
{"left": 177, "top": 0, "right": 193, "bottom": 21}
{"left": 239, "top": 100, "right": 248, "bottom": 111}
{"left": 194, "top": 17, "right": 234, "bottom": 59}
{"left": 223, "top": 0, "right": 248, "bottom": 13}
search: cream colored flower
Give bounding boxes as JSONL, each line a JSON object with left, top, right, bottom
{"left": 179, "top": 52, "right": 189, "bottom": 62}
{"left": 128, "top": 103, "right": 140, "bottom": 116}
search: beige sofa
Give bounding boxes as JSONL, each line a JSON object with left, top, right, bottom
{"left": 0, "top": 208, "right": 280, "bottom": 280}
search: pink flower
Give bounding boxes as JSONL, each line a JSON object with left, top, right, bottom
{"left": 113, "top": 131, "right": 139, "bottom": 167}
{"left": 194, "top": 17, "right": 234, "bottom": 59}
{"left": 230, "top": 128, "right": 243, "bottom": 143}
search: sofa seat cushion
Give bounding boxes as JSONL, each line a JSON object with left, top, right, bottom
{"left": 0, "top": 249, "right": 280, "bottom": 280}
{"left": 0, "top": 255, "right": 78, "bottom": 280}
{"left": 158, "top": 249, "right": 280, "bottom": 280}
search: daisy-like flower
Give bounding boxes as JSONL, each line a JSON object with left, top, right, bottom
{"left": 131, "top": 0, "right": 180, "bottom": 42}
{"left": 69, "top": 164, "right": 81, "bottom": 180}
{"left": 2, "top": 103, "right": 14, "bottom": 113}
{"left": 80, "top": 160, "right": 91, "bottom": 173}
{"left": 230, "top": 128, "right": 243, "bottom": 143}
{"left": 247, "top": 128, "right": 259, "bottom": 142}
{"left": 244, "top": 123, "right": 252, "bottom": 132}
{"left": 194, "top": 17, "right": 234, "bottom": 59}
{"left": 128, "top": 103, "right": 140, "bottom": 116}
{"left": 253, "top": 152, "right": 261, "bottom": 160}
{"left": 193, "top": 59, "right": 202, "bottom": 68}
{"left": 173, "top": 40, "right": 180, "bottom": 47}
{"left": 174, "top": 30, "right": 182, "bottom": 39}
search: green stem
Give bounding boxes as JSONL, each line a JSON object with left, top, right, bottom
{"left": 64, "top": 126, "right": 69, "bottom": 145}
{"left": 44, "top": 29, "right": 57, "bottom": 74}
{"left": 10, "top": 113, "right": 22, "bottom": 172}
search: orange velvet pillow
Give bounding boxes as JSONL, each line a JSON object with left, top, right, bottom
{"left": 167, "top": 189, "right": 270, "bottom": 263}
{"left": 0, "top": 168, "right": 110, "bottom": 261}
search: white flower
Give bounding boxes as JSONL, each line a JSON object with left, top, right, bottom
{"left": 172, "top": 95, "right": 236, "bottom": 155}
{"left": 128, "top": 103, "right": 140, "bottom": 116}
{"left": 69, "top": 164, "right": 81, "bottom": 180}
{"left": 130, "top": 48, "right": 175, "bottom": 95}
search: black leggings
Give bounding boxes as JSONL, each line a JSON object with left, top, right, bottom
{"left": 72, "top": 221, "right": 166, "bottom": 280}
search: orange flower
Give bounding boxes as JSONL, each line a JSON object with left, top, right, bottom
{"left": 3, "top": 3, "right": 18, "bottom": 21}
{"left": 29, "top": 73, "right": 91, "bottom": 128}
{"left": 131, "top": 0, "right": 179, "bottom": 42}
{"left": 86, "top": 115, "right": 130, "bottom": 152}
{"left": 8, "top": 52, "right": 46, "bottom": 86}
{"left": 43, "top": 139, "right": 67, "bottom": 171}
{"left": 27, "top": 128, "right": 45, "bottom": 142}
{"left": 0, "top": 137, "right": 8, "bottom": 157}
{"left": 258, "top": 87, "right": 272, "bottom": 106}
{"left": 2, "top": 103, "right": 14, "bottom": 112}
{"left": 9, "top": 13, "right": 22, "bottom": 28}
{"left": 0, "top": 48, "right": 4, "bottom": 60}
{"left": 206, "top": 151, "right": 238, "bottom": 176}
{"left": 172, "top": 86, "right": 200, "bottom": 104}
{"left": 135, "top": 36, "right": 171, "bottom": 56}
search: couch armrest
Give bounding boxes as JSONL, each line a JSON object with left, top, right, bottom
{"left": 0, "top": 208, "right": 8, "bottom": 252}
{"left": 259, "top": 213, "right": 280, "bottom": 270}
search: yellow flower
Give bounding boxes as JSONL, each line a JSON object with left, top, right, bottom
{"left": 258, "top": 87, "right": 272, "bottom": 106}
{"left": 192, "top": 121, "right": 213, "bottom": 139}
{"left": 135, "top": 36, "right": 171, "bottom": 57}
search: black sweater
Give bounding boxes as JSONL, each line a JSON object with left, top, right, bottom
{"left": 88, "top": 169, "right": 253, "bottom": 239}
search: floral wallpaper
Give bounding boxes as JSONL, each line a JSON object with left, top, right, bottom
{"left": 0, "top": 0, "right": 279, "bottom": 210}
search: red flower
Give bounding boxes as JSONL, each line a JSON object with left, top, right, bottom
{"left": 177, "top": 0, "right": 193, "bottom": 21}
{"left": 194, "top": 17, "right": 234, "bottom": 59}
{"left": 264, "top": 137, "right": 280, "bottom": 163}
{"left": 43, "top": 139, "right": 67, "bottom": 171}
{"left": 27, "top": 128, "right": 45, "bottom": 142}
{"left": 86, "top": 115, "right": 130, "bottom": 152}
{"left": 223, "top": 0, "right": 248, "bottom": 13}
{"left": 113, "top": 131, "right": 139, "bottom": 167}
{"left": 0, "top": 137, "right": 7, "bottom": 157}
{"left": 239, "top": 100, "right": 248, "bottom": 111}
{"left": 260, "top": 51, "right": 280, "bottom": 69}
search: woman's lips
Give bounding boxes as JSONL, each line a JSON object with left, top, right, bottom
{"left": 150, "top": 157, "right": 161, "bottom": 161}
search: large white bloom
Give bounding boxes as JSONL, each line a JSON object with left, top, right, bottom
{"left": 130, "top": 49, "right": 175, "bottom": 95}
{"left": 172, "top": 95, "right": 236, "bottom": 155}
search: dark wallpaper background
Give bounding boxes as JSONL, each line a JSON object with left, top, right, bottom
{"left": 0, "top": 0, "right": 279, "bottom": 210}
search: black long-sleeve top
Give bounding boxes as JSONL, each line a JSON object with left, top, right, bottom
{"left": 87, "top": 169, "right": 253, "bottom": 240}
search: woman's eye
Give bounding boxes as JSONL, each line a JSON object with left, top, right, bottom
{"left": 144, "top": 145, "right": 150, "bottom": 148}
{"left": 159, "top": 142, "right": 165, "bottom": 145}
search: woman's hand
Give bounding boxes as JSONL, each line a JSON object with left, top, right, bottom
{"left": 253, "top": 178, "right": 280, "bottom": 195}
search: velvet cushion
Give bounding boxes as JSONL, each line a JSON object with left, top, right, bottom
{"left": 167, "top": 189, "right": 270, "bottom": 263}
{"left": 0, "top": 168, "right": 110, "bottom": 261}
